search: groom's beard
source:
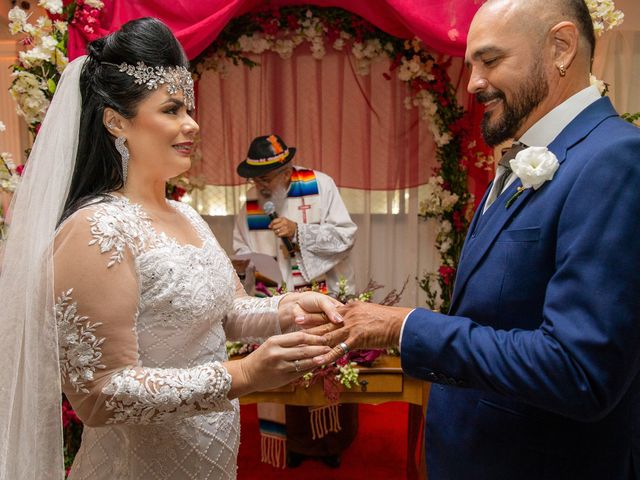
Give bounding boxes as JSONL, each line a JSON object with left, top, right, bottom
{"left": 257, "top": 185, "right": 287, "bottom": 212}
{"left": 478, "top": 61, "right": 549, "bottom": 146}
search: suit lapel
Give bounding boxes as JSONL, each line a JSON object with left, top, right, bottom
{"left": 449, "top": 97, "right": 618, "bottom": 312}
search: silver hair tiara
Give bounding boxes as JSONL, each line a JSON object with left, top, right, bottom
{"left": 102, "top": 61, "right": 195, "bottom": 110}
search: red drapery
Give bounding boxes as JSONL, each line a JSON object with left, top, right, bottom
{"left": 68, "top": 0, "right": 482, "bottom": 61}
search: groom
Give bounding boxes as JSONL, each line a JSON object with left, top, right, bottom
{"left": 312, "top": 0, "right": 640, "bottom": 478}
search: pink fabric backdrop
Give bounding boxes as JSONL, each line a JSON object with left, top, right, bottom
{"left": 68, "top": 0, "right": 483, "bottom": 60}
{"left": 194, "top": 49, "right": 439, "bottom": 189}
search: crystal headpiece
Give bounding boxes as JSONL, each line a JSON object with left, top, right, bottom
{"left": 102, "top": 61, "right": 195, "bottom": 110}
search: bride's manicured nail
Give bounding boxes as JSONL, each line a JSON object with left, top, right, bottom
{"left": 333, "top": 313, "right": 343, "bottom": 323}
{"left": 313, "top": 355, "right": 324, "bottom": 363}
{"left": 295, "top": 315, "right": 305, "bottom": 323}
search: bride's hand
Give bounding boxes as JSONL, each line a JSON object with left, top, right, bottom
{"left": 231, "top": 331, "right": 330, "bottom": 396}
{"left": 277, "top": 291, "right": 343, "bottom": 331}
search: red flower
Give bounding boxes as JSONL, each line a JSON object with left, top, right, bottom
{"left": 452, "top": 210, "right": 465, "bottom": 232}
{"left": 15, "top": 164, "right": 25, "bottom": 176}
{"left": 171, "top": 186, "right": 187, "bottom": 201}
{"left": 286, "top": 14, "right": 300, "bottom": 30}
{"left": 438, "top": 265, "right": 456, "bottom": 286}
{"left": 61, "top": 398, "right": 80, "bottom": 428}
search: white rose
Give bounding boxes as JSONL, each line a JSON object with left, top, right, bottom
{"left": 333, "top": 38, "right": 345, "bottom": 51}
{"left": 54, "top": 20, "right": 68, "bottom": 34}
{"left": 589, "top": 74, "right": 606, "bottom": 95}
{"left": 38, "top": 0, "right": 63, "bottom": 15}
{"left": 509, "top": 146, "right": 559, "bottom": 190}
{"left": 0, "top": 122, "right": 5, "bottom": 132}
{"left": 40, "top": 35, "right": 58, "bottom": 53}
{"left": 84, "top": 0, "right": 105, "bottom": 8}
{"left": 8, "top": 6, "right": 28, "bottom": 24}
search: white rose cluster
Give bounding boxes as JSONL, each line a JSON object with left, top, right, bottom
{"left": 9, "top": 71, "right": 51, "bottom": 125}
{"left": 8, "top": 5, "right": 69, "bottom": 126}
{"left": 37, "top": 0, "right": 63, "bottom": 15}
{"left": 84, "top": 0, "right": 105, "bottom": 8}
{"left": 1, "top": 152, "right": 20, "bottom": 194}
{"left": 351, "top": 39, "right": 389, "bottom": 75}
{"left": 405, "top": 90, "right": 452, "bottom": 147}
{"left": 205, "top": 10, "right": 394, "bottom": 76}
{"left": 586, "top": 0, "right": 624, "bottom": 36}
{"left": 419, "top": 176, "right": 459, "bottom": 218}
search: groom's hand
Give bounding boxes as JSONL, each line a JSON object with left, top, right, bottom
{"left": 306, "top": 301, "right": 412, "bottom": 365}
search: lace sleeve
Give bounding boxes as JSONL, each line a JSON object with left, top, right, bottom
{"left": 54, "top": 203, "right": 233, "bottom": 427}
{"left": 223, "top": 277, "right": 289, "bottom": 342}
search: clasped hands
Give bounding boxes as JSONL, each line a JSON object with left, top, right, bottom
{"left": 284, "top": 294, "right": 412, "bottom": 369}
{"left": 239, "top": 293, "right": 411, "bottom": 394}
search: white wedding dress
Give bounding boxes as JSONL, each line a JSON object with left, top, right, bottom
{"left": 53, "top": 195, "right": 283, "bottom": 479}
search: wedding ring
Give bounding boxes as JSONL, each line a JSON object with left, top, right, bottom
{"left": 294, "top": 359, "right": 301, "bottom": 372}
{"left": 337, "top": 342, "right": 349, "bottom": 354}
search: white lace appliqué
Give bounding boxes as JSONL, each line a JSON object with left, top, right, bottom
{"left": 102, "top": 362, "right": 232, "bottom": 425}
{"left": 88, "top": 200, "right": 149, "bottom": 267}
{"left": 56, "top": 288, "right": 106, "bottom": 394}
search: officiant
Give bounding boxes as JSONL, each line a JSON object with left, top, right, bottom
{"left": 233, "top": 133, "right": 358, "bottom": 468}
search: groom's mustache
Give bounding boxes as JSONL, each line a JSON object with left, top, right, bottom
{"left": 476, "top": 90, "right": 505, "bottom": 104}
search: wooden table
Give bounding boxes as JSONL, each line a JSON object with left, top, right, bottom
{"left": 239, "top": 355, "right": 430, "bottom": 479}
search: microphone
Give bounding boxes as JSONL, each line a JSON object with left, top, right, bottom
{"left": 263, "top": 201, "right": 296, "bottom": 258}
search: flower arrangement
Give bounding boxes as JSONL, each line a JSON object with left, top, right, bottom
{"left": 192, "top": 6, "right": 476, "bottom": 313}
{"left": 586, "top": 0, "right": 624, "bottom": 37}
{"left": 8, "top": 1, "right": 201, "bottom": 202}
{"left": 7, "top": 0, "right": 106, "bottom": 132}
{"left": 0, "top": 122, "right": 23, "bottom": 241}
{"left": 7, "top": 1, "right": 70, "bottom": 131}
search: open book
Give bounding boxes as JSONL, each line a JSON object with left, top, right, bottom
{"left": 232, "top": 252, "right": 282, "bottom": 287}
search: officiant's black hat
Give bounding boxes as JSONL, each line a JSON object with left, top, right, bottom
{"left": 237, "top": 134, "right": 296, "bottom": 178}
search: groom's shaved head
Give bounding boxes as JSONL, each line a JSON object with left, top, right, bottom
{"left": 478, "top": 0, "right": 596, "bottom": 59}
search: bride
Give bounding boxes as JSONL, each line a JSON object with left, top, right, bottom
{"left": 0, "top": 17, "right": 342, "bottom": 480}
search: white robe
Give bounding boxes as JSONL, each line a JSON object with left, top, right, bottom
{"left": 233, "top": 167, "right": 356, "bottom": 295}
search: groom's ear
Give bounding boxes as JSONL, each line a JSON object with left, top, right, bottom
{"left": 548, "top": 20, "right": 579, "bottom": 71}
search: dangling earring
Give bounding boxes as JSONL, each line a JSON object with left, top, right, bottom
{"left": 115, "top": 136, "right": 129, "bottom": 183}
{"left": 558, "top": 63, "right": 566, "bottom": 77}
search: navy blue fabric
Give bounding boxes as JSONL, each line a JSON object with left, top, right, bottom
{"left": 402, "top": 97, "right": 640, "bottom": 479}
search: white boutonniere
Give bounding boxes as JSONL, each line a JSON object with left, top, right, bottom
{"left": 506, "top": 146, "right": 560, "bottom": 209}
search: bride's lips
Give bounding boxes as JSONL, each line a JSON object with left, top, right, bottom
{"left": 173, "top": 142, "right": 193, "bottom": 155}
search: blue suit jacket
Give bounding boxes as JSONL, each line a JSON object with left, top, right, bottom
{"left": 401, "top": 97, "right": 640, "bottom": 479}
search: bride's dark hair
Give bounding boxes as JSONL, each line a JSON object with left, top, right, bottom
{"left": 61, "top": 17, "right": 189, "bottom": 222}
